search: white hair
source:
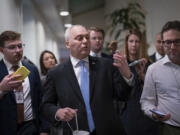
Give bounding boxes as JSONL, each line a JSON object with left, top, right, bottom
{"left": 64, "top": 25, "right": 86, "bottom": 41}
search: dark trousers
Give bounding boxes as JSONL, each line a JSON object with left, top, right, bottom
{"left": 18, "top": 120, "right": 39, "bottom": 135}
{"left": 158, "top": 122, "right": 180, "bottom": 135}
{"left": 90, "top": 129, "right": 96, "bottom": 135}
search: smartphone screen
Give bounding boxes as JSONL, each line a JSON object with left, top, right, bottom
{"left": 150, "top": 109, "right": 166, "bottom": 117}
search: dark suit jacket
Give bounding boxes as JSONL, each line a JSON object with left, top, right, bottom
{"left": 41, "top": 56, "right": 131, "bottom": 135}
{"left": 150, "top": 53, "right": 156, "bottom": 62}
{"left": 0, "top": 60, "right": 44, "bottom": 135}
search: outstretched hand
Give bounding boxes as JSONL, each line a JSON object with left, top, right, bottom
{"left": 113, "top": 50, "right": 132, "bottom": 79}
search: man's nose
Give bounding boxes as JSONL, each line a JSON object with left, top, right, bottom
{"left": 82, "top": 37, "right": 88, "bottom": 42}
{"left": 170, "top": 43, "right": 176, "bottom": 49}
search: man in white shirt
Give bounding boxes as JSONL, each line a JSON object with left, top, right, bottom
{"left": 150, "top": 32, "right": 165, "bottom": 62}
{"left": 140, "top": 20, "right": 180, "bottom": 135}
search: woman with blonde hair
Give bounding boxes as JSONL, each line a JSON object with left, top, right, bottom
{"left": 120, "top": 29, "right": 158, "bottom": 135}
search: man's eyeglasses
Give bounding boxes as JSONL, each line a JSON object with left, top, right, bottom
{"left": 4, "top": 44, "right": 25, "bottom": 50}
{"left": 162, "top": 39, "right": 180, "bottom": 47}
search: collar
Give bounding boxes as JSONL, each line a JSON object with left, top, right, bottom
{"left": 155, "top": 52, "right": 163, "bottom": 60}
{"left": 162, "top": 55, "right": 172, "bottom": 65}
{"left": 90, "top": 51, "right": 101, "bottom": 57}
{"left": 3, "top": 58, "right": 22, "bottom": 71}
{"left": 70, "top": 55, "right": 89, "bottom": 68}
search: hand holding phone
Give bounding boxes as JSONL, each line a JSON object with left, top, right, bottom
{"left": 150, "top": 109, "right": 171, "bottom": 121}
{"left": 150, "top": 109, "right": 166, "bottom": 117}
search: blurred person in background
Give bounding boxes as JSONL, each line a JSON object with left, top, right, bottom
{"left": 150, "top": 32, "right": 165, "bottom": 62}
{"left": 120, "top": 29, "right": 158, "bottom": 135}
{"left": 89, "top": 26, "right": 111, "bottom": 58}
{"left": 108, "top": 40, "right": 118, "bottom": 56}
{"left": 39, "top": 50, "right": 57, "bottom": 86}
{"left": 40, "top": 50, "right": 61, "bottom": 135}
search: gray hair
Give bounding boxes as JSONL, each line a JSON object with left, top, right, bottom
{"left": 64, "top": 25, "right": 86, "bottom": 41}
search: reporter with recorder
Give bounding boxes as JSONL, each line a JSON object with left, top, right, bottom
{"left": 119, "top": 29, "right": 158, "bottom": 135}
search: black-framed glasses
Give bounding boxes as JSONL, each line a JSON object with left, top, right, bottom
{"left": 4, "top": 43, "right": 25, "bottom": 50}
{"left": 162, "top": 39, "right": 180, "bottom": 47}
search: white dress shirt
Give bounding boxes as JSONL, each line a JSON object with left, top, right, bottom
{"left": 155, "top": 52, "right": 163, "bottom": 61}
{"left": 140, "top": 55, "right": 180, "bottom": 127}
{"left": 90, "top": 51, "right": 101, "bottom": 57}
{"left": 70, "top": 56, "right": 89, "bottom": 86}
{"left": 2, "top": 58, "right": 33, "bottom": 121}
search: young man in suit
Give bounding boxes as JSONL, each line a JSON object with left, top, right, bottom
{"left": 150, "top": 33, "right": 165, "bottom": 62}
{"left": 89, "top": 26, "right": 111, "bottom": 58}
{"left": 41, "top": 25, "right": 133, "bottom": 135}
{"left": 0, "top": 31, "right": 48, "bottom": 135}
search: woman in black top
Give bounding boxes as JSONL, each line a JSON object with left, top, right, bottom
{"left": 120, "top": 29, "right": 158, "bottom": 135}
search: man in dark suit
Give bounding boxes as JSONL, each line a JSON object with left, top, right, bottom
{"left": 89, "top": 26, "right": 111, "bottom": 59}
{"left": 41, "top": 25, "right": 133, "bottom": 135}
{"left": 150, "top": 33, "right": 165, "bottom": 62}
{"left": 0, "top": 31, "right": 48, "bottom": 135}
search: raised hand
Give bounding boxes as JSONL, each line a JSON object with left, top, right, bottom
{"left": 0, "top": 73, "right": 23, "bottom": 91}
{"left": 113, "top": 50, "right": 132, "bottom": 79}
{"left": 134, "top": 58, "right": 147, "bottom": 81}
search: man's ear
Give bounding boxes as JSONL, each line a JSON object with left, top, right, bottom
{"left": 65, "top": 41, "right": 70, "bottom": 49}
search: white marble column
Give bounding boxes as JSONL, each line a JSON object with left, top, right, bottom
{"left": 0, "top": 0, "right": 22, "bottom": 59}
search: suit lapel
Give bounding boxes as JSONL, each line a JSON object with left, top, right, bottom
{"left": 89, "top": 56, "right": 98, "bottom": 102}
{"left": 0, "top": 60, "right": 16, "bottom": 102}
{"left": 64, "top": 59, "right": 85, "bottom": 103}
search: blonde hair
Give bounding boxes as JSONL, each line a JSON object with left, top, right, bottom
{"left": 122, "top": 29, "right": 150, "bottom": 61}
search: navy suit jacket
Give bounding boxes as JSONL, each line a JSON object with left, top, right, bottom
{"left": 41, "top": 56, "right": 131, "bottom": 135}
{"left": 0, "top": 60, "right": 43, "bottom": 135}
{"left": 150, "top": 53, "right": 156, "bottom": 62}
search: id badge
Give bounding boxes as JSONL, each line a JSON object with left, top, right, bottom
{"left": 73, "top": 130, "right": 90, "bottom": 135}
{"left": 15, "top": 91, "right": 24, "bottom": 104}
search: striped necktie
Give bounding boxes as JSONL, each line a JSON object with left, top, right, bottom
{"left": 12, "top": 65, "right": 24, "bottom": 124}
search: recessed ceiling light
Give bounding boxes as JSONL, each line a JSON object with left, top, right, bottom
{"left": 64, "top": 24, "right": 72, "bottom": 28}
{"left": 60, "top": 11, "right": 69, "bottom": 16}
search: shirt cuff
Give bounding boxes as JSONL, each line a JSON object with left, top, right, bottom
{"left": 55, "top": 110, "right": 61, "bottom": 121}
{"left": 123, "top": 73, "right": 134, "bottom": 86}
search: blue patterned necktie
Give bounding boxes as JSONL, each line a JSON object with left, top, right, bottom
{"left": 79, "top": 60, "right": 95, "bottom": 132}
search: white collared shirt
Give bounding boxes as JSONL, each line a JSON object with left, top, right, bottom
{"left": 2, "top": 58, "right": 33, "bottom": 121}
{"left": 70, "top": 55, "right": 89, "bottom": 86}
{"left": 140, "top": 55, "right": 180, "bottom": 127}
{"left": 90, "top": 51, "right": 101, "bottom": 57}
{"left": 155, "top": 52, "right": 163, "bottom": 61}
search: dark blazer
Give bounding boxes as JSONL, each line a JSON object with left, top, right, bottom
{"left": 150, "top": 53, "right": 156, "bottom": 62}
{"left": 41, "top": 56, "right": 131, "bottom": 135}
{"left": 0, "top": 60, "right": 43, "bottom": 135}
{"left": 121, "top": 60, "right": 158, "bottom": 135}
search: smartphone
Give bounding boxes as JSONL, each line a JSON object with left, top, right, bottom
{"left": 149, "top": 109, "right": 166, "bottom": 117}
{"left": 12, "top": 66, "right": 30, "bottom": 80}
